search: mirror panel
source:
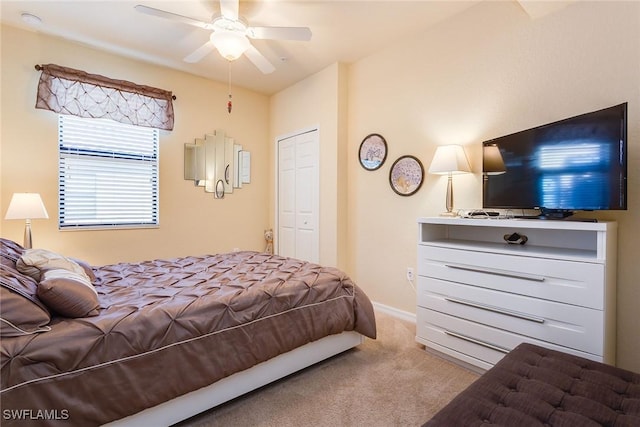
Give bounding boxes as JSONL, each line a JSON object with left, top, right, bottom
{"left": 184, "top": 143, "right": 196, "bottom": 180}
{"left": 184, "top": 139, "right": 205, "bottom": 184}
{"left": 234, "top": 143, "right": 243, "bottom": 188}
{"left": 215, "top": 179, "right": 225, "bottom": 198}
{"left": 204, "top": 133, "right": 217, "bottom": 193}
{"left": 224, "top": 136, "right": 234, "bottom": 194}
{"left": 214, "top": 130, "right": 226, "bottom": 198}
{"left": 240, "top": 151, "right": 251, "bottom": 183}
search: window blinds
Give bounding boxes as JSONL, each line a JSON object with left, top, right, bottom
{"left": 58, "top": 115, "right": 159, "bottom": 229}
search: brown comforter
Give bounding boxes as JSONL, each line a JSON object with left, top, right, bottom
{"left": 1, "top": 251, "right": 376, "bottom": 426}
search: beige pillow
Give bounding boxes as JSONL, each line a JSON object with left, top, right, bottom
{"left": 17, "top": 249, "right": 90, "bottom": 282}
{"left": 70, "top": 257, "right": 97, "bottom": 283}
{"left": 37, "top": 269, "right": 99, "bottom": 318}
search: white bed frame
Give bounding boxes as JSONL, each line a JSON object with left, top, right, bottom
{"left": 104, "top": 331, "right": 364, "bottom": 427}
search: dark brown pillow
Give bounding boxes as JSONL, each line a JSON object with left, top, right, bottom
{"left": 0, "top": 264, "right": 51, "bottom": 337}
{"left": 37, "top": 269, "right": 99, "bottom": 318}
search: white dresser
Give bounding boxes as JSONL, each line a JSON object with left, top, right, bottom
{"left": 416, "top": 217, "right": 617, "bottom": 372}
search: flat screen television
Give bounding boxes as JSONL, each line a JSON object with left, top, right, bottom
{"left": 482, "top": 103, "right": 628, "bottom": 219}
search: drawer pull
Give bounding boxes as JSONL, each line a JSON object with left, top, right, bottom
{"left": 443, "top": 330, "right": 510, "bottom": 354}
{"left": 444, "top": 297, "right": 546, "bottom": 324}
{"left": 444, "top": 263, "right": 545, "bottom": 282}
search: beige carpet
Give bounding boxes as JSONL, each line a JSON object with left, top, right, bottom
{"left": 175, "top": 311, "right": 479, "bottom": 427}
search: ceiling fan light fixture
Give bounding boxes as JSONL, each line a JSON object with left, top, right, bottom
{"left": 210, "top": 30, "right": 250, "bottom": 61}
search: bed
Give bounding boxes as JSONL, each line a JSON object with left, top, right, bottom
{"left": 424, "top": 342, "right": 640, "bottom": 426}
{"left": 0, "top": 238, "right": 376, "bottom": 426}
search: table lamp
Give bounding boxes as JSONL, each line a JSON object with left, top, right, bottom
{"left": 4, "top": 193, "right": 49, "bottom": 249}
{"left": 428, "top": 145, "right": 471, "bottom": 216}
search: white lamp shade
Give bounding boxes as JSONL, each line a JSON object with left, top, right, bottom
{"left": 483, "top": 144, "right": 506, "bottom": 175}
{"left": 5, "top": 193, "right": 49, "bottom": 220}
{"left": 428, "top": 145, "right": 471, "bottom": 175}
{"left": 210, "top": 31, "right": 250, "bottom": 61}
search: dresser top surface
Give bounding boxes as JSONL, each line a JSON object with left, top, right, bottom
{"left": 418, "top": 217, "right": 615, "bottom": 232}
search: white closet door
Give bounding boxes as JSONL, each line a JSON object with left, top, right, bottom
{"left": 277, "top": 129, "right": 319, "bottom": 263}
{"left": 278, "top": 138, "right": 297, "bottom": 258}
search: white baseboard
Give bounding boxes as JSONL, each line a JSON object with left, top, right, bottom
{"left": 372, "top": 301, "right": 416, "bottom": 324}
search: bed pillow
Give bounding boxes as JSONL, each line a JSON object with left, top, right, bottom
{"left": 37, "top": 269, "right": 99, "bottom": 318}
{"left": 0, "top": 264, "right": 51, "bottom": 337}
{"left": 16, "top": 248, "right": 90, "bottom": 282}
{"left": 0, "top": 238, "right": 24, "bottom": 269}
{"left": 70, "top": 257, "right": 97, "bottom": 283}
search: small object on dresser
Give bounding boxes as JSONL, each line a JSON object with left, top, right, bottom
{"left": 503, "top": 232, "right": 527, "bottom": 245}
{"left": 468, "top": 210, "right": 499, "bottom": 217}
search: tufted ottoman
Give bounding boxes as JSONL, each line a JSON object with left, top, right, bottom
{"left": 424, "top": 343, "right": 640, "bottom": 426}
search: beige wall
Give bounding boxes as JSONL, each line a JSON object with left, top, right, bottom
{"left": 346, "top": 1, "right": 640, "bottom": 371}
{"left": 269, "top": 63, "right": 349, "bottom": 269}
{"left": 1, "top": 25, "right": 270, "bottom": 265}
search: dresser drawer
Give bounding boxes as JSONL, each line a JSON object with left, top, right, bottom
{"left": 417, "top": 277, "right": 604, "bottom": 356}
{"left": 416, "top": 308, "right": 603, "bottom": 368}
{"left": 417, "top": 245, "right": 605, "bottom": 309}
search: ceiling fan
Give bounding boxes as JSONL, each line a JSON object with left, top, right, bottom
{"left": 135, "top": 0, "right": 312, "bottom": 74}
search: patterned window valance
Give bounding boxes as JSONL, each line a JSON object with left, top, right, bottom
{"left": 35, "top": 64, "right": 175, "bottom": 131}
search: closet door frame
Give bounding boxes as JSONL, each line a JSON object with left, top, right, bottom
{"left": 275, "top": 126, "right": 319, "bottom": 263}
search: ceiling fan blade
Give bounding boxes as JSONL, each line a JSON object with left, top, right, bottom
{"left": 184, "top": 41, "right": 216, "bottom": 63}
{"left": 244, "top": 45, "right": 275, "bottom": 74}
{"left": 135, "top": 5, "right": 213, "bottom": 30}
{"left": 247, "top": 26, "right": 312, "bottom": 41}
{"left": 219, "top": 0, "right": 239, "bottom": 21}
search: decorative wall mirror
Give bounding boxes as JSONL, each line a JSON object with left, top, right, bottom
{"left": 184, "top": 129, "right": 250, "bottom": 198}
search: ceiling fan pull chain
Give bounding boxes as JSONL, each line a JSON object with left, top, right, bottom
{"left": 227, "top": 60, "right": 233, "bottom": 114}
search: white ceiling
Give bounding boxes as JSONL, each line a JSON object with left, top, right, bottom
{"left": 1, "top": 0, "right": 487, "bottom": 95}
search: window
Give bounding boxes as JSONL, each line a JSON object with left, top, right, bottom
{"left": 58, "top": 115, "right": 159, "bottom": 229}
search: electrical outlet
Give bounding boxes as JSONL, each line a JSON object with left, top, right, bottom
{"left": 406, "top": 267, "right": 414, "bottom": 281}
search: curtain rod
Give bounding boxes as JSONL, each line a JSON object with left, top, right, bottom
{"left": 34, "top": 64, "right": 177, "bottom": 100}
